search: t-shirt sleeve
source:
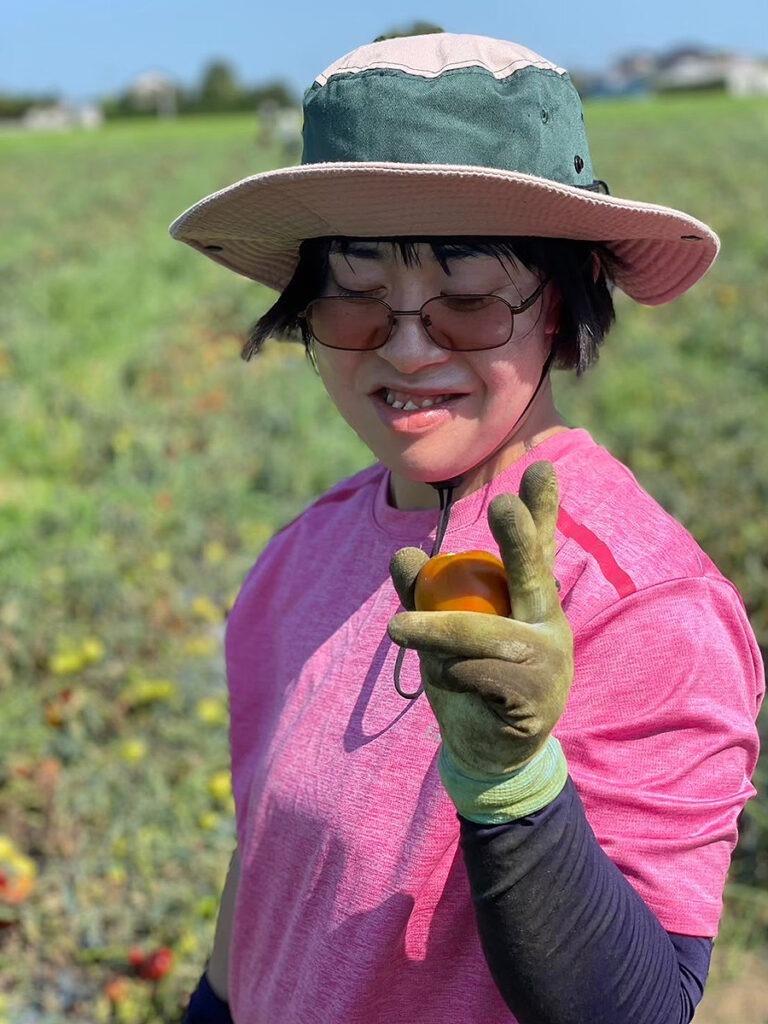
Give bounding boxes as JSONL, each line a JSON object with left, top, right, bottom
{"left": 557, "top": 574, "right": 763, "bottom": 936}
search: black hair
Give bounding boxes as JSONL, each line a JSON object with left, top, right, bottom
{"left": 243, "top": 236, "right": 621, "bottom": 374}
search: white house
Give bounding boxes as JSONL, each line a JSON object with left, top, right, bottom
{"left": 128, "top": 70, "right": 179, "bottom": 116}
{"left": 656, "top": 51, "right": 768, "bottom": 96}
{"left": 22, "top": 103, "right": 103, "bottom": 131}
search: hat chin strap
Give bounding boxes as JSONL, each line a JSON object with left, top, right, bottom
{"left": 393, "top": 346, "right": 557, "bottom": 700}
{"left": 428, "top": 343, "right": 558, "bottom": 553}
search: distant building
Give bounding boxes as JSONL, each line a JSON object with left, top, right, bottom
{"left": 728, "top": 57, "right": 768, "bottom": 97}
{"left": 128, "top": 70, "right": 179, "bottom": 116}
{"left": 22, "top": 103, "right": 103, "bottom": 131}
{"left": 655, "top": 49, "right": 768, "bottom": 96}
{"left": 579, "top": 46, "right": 768, "bottom": 99}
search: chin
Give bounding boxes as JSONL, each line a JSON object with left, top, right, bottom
{"left": 388, "top": 454, "right": 475, "bottom": 486}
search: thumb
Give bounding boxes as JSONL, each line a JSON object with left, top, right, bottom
{"left": 390, "top": 547, "right": 429, "bottom": 611}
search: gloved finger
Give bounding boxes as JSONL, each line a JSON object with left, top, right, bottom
{"left": 519, "top": 460, "right": 559, "bottom": 568}
{"left": 488, "top": 492, "right": 560, "bottom": 624}
{"left": 388, "top": 609, "right": 536, "bottom": 661}
{"left": 435, "top": 657, "right": 556, "bottom": 733}
{"left": 390, "top": 547, "right": 430, "bottom": 611}
{"left": 434, "top": 653, "right": 546, "bottom": 699}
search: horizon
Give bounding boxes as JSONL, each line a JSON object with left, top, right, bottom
{"left": 4, "top": 0, "right": 766, "bottom": 103}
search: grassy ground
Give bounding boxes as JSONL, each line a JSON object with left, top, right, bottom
{"left": 0, "top": 97, "right": 766, "bottom": 1021}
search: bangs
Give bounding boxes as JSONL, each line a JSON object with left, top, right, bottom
{"left": 328, "top": 237, "right": 527, "bottom": 276}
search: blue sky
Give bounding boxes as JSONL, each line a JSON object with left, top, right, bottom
{"left": 4, "top": 0, "right": 766, "bottom": 101}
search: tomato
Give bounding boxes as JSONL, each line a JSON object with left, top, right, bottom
{"left": 128, "top": 947, "right": 146, "bottom": 969}
{"left": 414, "top": 550, "right": 510, "bottom": 616}
{"left": 137, "top": 947, "right": 174, "bottom": 981}
{"left": 130, "top": 946, "right": 174, "bottom": 981}
{"left": 104, "top": 977, "right": 131, "bottom": 1004}
{"left": 0, "top": 866, "right": 35, "bottom": 905}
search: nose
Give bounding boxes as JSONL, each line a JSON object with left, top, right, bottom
{"left": 377, "top": 311, "right": 452, "bottom": 373}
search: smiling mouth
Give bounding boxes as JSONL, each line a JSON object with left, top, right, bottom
{"left": 380, "top": 388, "right": 460, "bottom": 411}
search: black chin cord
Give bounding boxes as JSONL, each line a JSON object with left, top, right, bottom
{"left": 429, "top": 474, "right": 464, "bottom": 558}
{"left": 392, "top": 475, "right": 463, "bottom": 700}
{"left": 392, "top": 342, "right": 559, "bottom": 700}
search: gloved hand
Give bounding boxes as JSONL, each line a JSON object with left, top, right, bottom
{"left": 388, "top": 461, "right": 573, "bottom": 822}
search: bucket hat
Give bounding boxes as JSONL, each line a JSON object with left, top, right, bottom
{"left": 169, "top": 33, "right": 719, "bottom": 305}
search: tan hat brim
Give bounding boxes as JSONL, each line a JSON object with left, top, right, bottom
{"left": 169, "top": 162, "right": 719, "bottom": 306}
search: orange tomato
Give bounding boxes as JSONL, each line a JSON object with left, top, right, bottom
{"left": 414, "top": 550, "right": 511, "bottom": 616}
{"left": 104, "top": 977, "right": 131, "bottom": 1004}
{"left": 0, "top": 867, "right": 35, "bottom": 905}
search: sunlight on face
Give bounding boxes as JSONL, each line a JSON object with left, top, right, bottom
{"left": 312, "top": 243, "right": 562, "bottom": 507}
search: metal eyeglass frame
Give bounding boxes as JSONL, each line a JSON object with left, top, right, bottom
{"left": 298, "top": 277, "right": 549, "bottom": 352}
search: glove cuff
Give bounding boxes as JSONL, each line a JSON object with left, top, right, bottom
{"left": 438, "top": 736, "right": 568, "bottom": 824}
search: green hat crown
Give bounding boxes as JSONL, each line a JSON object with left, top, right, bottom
{"left": 302, "top": 33, "right": 595, "bottom": 187}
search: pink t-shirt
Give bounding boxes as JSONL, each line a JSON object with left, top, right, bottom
{"left": 225, "top": 428, "right": 763, "bottom": 1024}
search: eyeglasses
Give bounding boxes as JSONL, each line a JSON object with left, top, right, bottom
{"left": 298, "top": 279, "right": 549, "bottom": 352}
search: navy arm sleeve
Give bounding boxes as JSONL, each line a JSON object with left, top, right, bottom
{"left": 460, "top": 778, "right": 713, "bottom": 1024}
{"left": 181, "top": 972, "right": 234, "bottom": 1024}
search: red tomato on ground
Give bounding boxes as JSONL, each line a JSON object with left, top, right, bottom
{"left": 138, "top": 947, "right": 174, "bottom": 981}
{"left": 414, "top": 550, "right": 511, "bottom": 616}
{"left": 130, "top": 946, "right": 174, "bottom": 981}
{"left": 128, "top": 947, "right": 146, "bottom": 969}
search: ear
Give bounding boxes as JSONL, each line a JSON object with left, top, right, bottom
{"left": 544, "top": 283, "right": 562, "bottom": 338}
{"left": 306, "top": 339, "right": 320, "bottom": 375}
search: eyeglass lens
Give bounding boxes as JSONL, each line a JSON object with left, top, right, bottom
{"left": 308, "top": 297, "right": 391, "bottom": 350}
{"left": 306, "top": 295, "right": 516, "bottom": 351}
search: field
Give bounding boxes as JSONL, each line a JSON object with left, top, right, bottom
{"left": 0, "top": 96, "right": 766, "bottom": 1021}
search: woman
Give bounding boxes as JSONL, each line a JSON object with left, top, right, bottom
{"left": 172, "top": 33, "right": 763, "bottom": 1024}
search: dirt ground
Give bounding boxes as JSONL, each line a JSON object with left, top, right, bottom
{"left": 694, "top": 946, "right": 768, "bottom": 1023}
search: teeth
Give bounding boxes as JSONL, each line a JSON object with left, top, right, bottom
{"left": 384, "top": 390, "right": 450, "bottom": 410}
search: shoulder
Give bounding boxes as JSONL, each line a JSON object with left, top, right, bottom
{"left": 553, "top": 432, "right": 717, "bottom": 601}
{"left": 300, "top": 462, "right": 385, "bottom": 517}
{"left": 230, "top": 462, "right": 385, "bottom": 609}
{"left": 254, "top": 463, "right": 384, "bottom": 559}
{"left": 550, "top": 431, "right": 763, "bottom": 698}
{"left": 552, "top": 432, "right": 761, "bottom": 677}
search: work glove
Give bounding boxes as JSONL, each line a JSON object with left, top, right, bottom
{"left": 388, "top": 461, "right": 573, "bottom": 823}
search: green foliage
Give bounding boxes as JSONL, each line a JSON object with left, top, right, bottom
{"left": 198, "top": 60, "right": 242, "bottom": 111}
{"left": 0, "top": 92, "right": 59, "bottom": 117}
{"left": 101, "top": 60, "right": 298, "bottom": 121}
{"left": 374, "top": 21, "right": 444, "bottom": 42}
{"left": 0, "top": 97, "right": 765, "bottom": 1020}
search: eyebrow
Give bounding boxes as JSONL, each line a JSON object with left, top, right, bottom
{"left": 329, "top": 240, "right": 383, "bottom": 260}
{"left": 329, "top": 240, "right": 467, "bottom": 274}
{"left": 327, "top": 239, "right": 519, "bottom": 278}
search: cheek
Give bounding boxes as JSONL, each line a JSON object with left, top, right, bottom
{"left": 481, "top": 341, "right": 547, "bottom": 401}
{"left": 315, "top": 348, "right": 347, "bottom": 390}
{"left": 315, "top": 351, "right": 365, "bottom": 417}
